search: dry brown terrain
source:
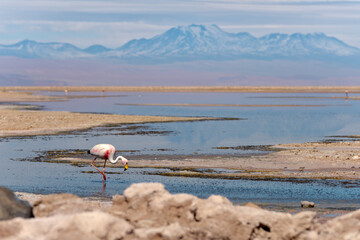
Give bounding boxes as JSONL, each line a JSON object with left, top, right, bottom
{"left": 0, "top": 91, "right": 59, "bottom": 102}
{"left": 0, "top": 106, "right": 210, "bottom": 137}
{"left": 0, "top": 91, "right": 212, "bottom": 136}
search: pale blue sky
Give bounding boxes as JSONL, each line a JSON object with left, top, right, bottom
{"left": 1, "top": 0, "right": 360, "bottom": 48}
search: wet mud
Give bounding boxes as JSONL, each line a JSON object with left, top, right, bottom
{"left": 14, "top": 145, "right": 360, "bottom": 182}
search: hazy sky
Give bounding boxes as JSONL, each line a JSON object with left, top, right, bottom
{"left": 1, "top": 0, "right": 360, "bottom": 48}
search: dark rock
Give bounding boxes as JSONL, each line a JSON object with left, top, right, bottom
{"left": 0, "top": 187, "right": 33, "bottom": 220}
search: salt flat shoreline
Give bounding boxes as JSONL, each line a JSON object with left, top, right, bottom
{"left": 2, "top": 85, "right": 360, "bottom": 93}
{"left": 0, "top": 90, "right": 213, "bottom": 136}
{"left": 0, "top": 106, "right": 212, "bottom": 137}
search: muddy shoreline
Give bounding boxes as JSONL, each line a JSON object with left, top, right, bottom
{"left": 39, "top": 141, "right": 360, "bottom": 181}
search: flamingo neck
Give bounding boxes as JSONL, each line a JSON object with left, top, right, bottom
{"left": 109, "top": 156, "right": 122, "bottom": 164}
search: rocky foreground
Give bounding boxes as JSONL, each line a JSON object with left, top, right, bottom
{"left": 1, "top": 183, "right": 360, "bottom": 240}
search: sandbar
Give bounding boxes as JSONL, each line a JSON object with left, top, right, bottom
{"left": 0, "top": 91, "right": 212, "bottom": 136}
{"left": 0, "top": 107, "right": 212, "bottom": 137}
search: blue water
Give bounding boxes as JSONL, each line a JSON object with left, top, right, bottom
{"left": 29, "top": 91, "right": 360, "bottom": 154}
{"left": 1, "top": 91, "right": 360, "bottom": 207}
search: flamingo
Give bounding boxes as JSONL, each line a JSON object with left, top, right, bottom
{"left": 88, "top": 144, "right": 128, "bottom": 181}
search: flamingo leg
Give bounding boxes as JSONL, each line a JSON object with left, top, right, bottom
{"left": 91, "top": 158, "right": 107, "bottom": 181}
{"left": 102, "top": 159, "right": 107, "bottom": 176}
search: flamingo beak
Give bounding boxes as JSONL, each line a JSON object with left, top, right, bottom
{"left": 124, "top": 163, "right": 128, "bottom": 171}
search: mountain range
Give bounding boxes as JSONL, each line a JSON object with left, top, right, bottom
{"left": 1, "top": 24, "right": 359, "bottom": 62}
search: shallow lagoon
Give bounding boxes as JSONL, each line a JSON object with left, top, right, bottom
{"left": 29, "top": 91, "right": 360, "bottom": 151}
{"left": 1, "top": 91, "right": 360, "bottom": 209}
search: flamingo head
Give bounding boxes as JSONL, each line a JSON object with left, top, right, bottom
{"left": 121, "top": 156, "right": 129, "bottom": 171}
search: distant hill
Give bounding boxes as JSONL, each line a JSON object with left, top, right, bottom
{"left": 1, "top": 24, "right": 359, "bottom": 62}
{"left": 0, "top": 39, "right": 91, "bottom": 59}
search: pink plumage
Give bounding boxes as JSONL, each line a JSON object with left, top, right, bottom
{"left": 89, "top": 144, "right": 115, "bottom": 159}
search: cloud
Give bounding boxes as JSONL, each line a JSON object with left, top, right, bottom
{"left": 2, "top": 0, "right": 359, "bottom": 14}
{"left": 1, "top": 0, "right": 359, "bottom": 48}
{"left": 2, "top": 20, "right": 169, "bottom": 32}
{"left": 2, "top": 0, "right": 360, "bottom": 19}
{"left": 221, "top": 24, "right": 357, "bottom": 32}
{"left": 203, "top": 1, "right": 360, "bottom": 13}
{"left": 0, "top": 0, "right": 205, "bottom": 13}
